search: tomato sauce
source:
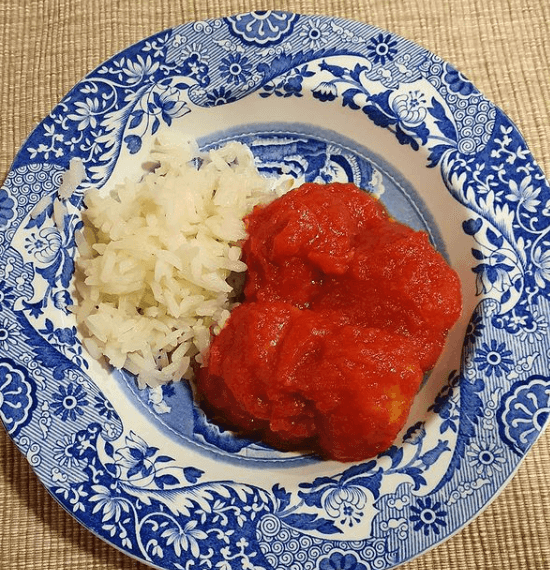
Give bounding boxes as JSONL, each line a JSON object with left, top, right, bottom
{"left": 197, "top": 182, "right": 462, "bottom": 462}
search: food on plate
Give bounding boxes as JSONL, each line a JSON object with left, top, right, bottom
{"left": 197, "top": 182, "right": 462, "bottom": 461}
{"left": 73, "top": 139, "right": 292, "bottom": 387}
{"left": 74, "top": 139, "right": 461, "bottom": 462}
{"left": 198, "top": 301, "right": 425, "bottom": 460}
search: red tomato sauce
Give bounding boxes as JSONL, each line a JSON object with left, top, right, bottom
{"left": 197, "top": 182, "right": 462, "bottom": 462}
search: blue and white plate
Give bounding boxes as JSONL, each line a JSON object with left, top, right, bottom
{"left": 1, "top": 11, "right": 549, "bottom": 569}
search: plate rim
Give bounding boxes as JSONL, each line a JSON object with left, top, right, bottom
{"left": 1, "top": 10, "right": 549, "bottom": 570}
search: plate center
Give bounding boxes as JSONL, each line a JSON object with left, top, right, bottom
{"left": 116, "top": 126, "right": 447, "bottom": 463}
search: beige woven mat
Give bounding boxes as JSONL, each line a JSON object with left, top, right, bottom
{"left": 1, "top": 0, "right": 550, "bottom": 568}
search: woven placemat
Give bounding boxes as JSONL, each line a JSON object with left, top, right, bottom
{"left": 1, "top": 0, "right": 550, "bottom": 568}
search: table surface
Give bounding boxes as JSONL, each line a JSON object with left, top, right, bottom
{"left": 1, "top": 1, "right": 550, "bottom": 568}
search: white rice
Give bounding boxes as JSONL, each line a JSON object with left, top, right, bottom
{"left": 73, "top": 138, "right": 293, "bottom": 388}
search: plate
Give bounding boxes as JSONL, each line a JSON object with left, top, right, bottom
{"left": 1, "top": 10, "right": 549, "bottom": 569}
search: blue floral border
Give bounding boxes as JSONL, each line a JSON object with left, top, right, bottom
{"left": 1, "top": 11, "right": 550, "bottom": 570}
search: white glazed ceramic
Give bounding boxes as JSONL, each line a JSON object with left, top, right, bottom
{"left": 1, "top": 11, "right": 549, "bottom": 569}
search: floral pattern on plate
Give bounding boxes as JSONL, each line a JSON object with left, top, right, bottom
{"left": 1, "top": 10, "right": 550, "bottom": 570}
